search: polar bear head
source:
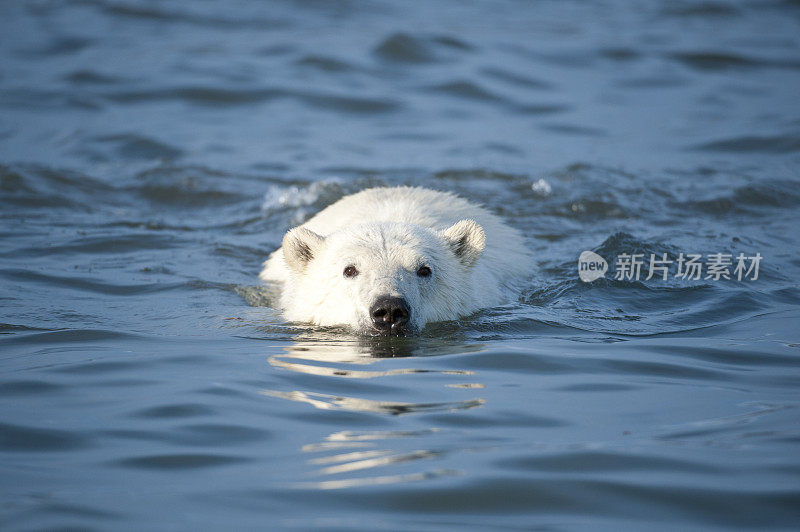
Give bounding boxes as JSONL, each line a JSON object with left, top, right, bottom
{"left": 279, "top": 220, "right": 485, "bottom": 335}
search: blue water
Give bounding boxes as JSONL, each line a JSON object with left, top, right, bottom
{"left": 2, "top": 1, "right": 800, "bottom": 530}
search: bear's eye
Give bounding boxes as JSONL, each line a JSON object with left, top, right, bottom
{"left": 416, "top": 265, "right": 432, "bottom": 278}
{"left": 343, "top": 265, "right": 358, "bottom": 278}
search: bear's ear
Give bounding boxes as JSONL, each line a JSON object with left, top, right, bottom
{"left": 282, "top": 227, "right": 325, "bottom": 273}
{"left": 442, "top": 219, "right": 485, "bottom": 267}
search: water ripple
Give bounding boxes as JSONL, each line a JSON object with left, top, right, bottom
{"left": 373, "top": 33, "right": 471, "bottom": 63}
{"left": 495, "top": 451, "right": 723, "bottom": 473}
{"left": 692, "top": 134, "right": 800, "bottom": 154}
{"left": 262, "top": 390, "right": 485, "bottom": 415}
{"left": 103, "top": 86, "right": 401, "bottom": 113}
{"left": 0, "top": 422, "right": 93, "bottom": 452}
{"left": 111, "top": 453, "right": 251, "bottom": 470}
{"left": 0, "top": 268, "right": 185, "bottom": 296}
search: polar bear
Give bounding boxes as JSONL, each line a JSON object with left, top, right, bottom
{"left": 260, "top": 186, "right": 532, "bottom": 335}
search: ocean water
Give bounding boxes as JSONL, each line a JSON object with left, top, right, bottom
{"left": 2, "top": 1, "right": 800, "bottom": 530}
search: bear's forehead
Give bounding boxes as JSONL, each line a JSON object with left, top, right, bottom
{"left": 324, "top": 223, "right": 441, "bottom": 259}
{"left": 329, "top": 223, "right": 436, "bottom": 247}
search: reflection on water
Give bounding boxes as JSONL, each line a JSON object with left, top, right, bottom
{"left": 262, "top": 389, "right": 485, "bottom": 415}
{"left": 262, "top": 334, "right": 486, "bottom": 415}
{"left": 263, "top": 336, "right": 489, "bottom": 490}
{"left": 263, "top": 336, "right": 486, "bottom": 414}
{"left": 294, "top": 469, "right": 460, "bottom": 490}
{"left": 301, "top": 429, "right": 442, "bottom": 452}
{"left": 310, "top": 449, "right": 439, "bottom": 475}
{"left": 282, "top": 329, "right": 488, "bottom": 358}
{"left": 299, "top": 429, "right": 463, "bottom": 490}
{"left": 267, "top": 332, "right": 483, "bottom": 377}
{"left": 268, "top": 354, "right": 473, "bottom": 378}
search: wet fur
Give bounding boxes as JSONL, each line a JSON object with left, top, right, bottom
{"left": 260, "top": 186, "right": 533, "bottom": 333}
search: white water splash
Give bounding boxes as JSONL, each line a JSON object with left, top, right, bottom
{"left": 261, "top": 180, "right": 342, "bottom": 225}
{"left": 531, "top": 178, "right": 552, "bottom": 197}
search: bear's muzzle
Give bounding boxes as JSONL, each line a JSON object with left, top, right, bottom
{"left": 369, "top": 296, "right": 410, "bottom": 336}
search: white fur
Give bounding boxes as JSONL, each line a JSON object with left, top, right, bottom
{"left": 260, "top": 186, "right": 533, "bottom": 333}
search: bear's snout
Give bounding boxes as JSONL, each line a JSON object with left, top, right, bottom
{"left": 369, "top": 296, "right": 410, "bottom": 335}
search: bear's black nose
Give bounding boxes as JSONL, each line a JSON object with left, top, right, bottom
{"left": 370, "top": 296, "right": 410, "bottom": 335}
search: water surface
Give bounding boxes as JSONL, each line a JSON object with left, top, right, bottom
{"left": 2, "top": 1, "right": 800, "bottom": 530}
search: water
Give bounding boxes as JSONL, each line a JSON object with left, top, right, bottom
{"left": 2, "top": 0, "right": 800, "bottom": 529}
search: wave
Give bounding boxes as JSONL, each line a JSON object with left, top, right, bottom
{"left": 373, "top": 32, "right": 473, "bottom": 63}
{"left": 103, "top": 86, "right": 401, "bottom": 113}
{"left": 692, "top": 134, "right": 800, "bottom": 154}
